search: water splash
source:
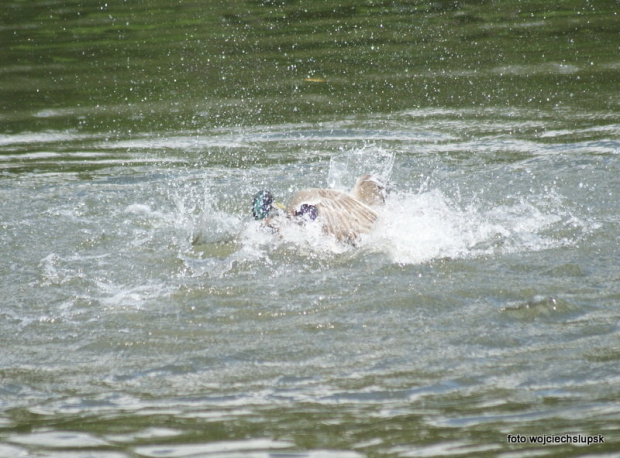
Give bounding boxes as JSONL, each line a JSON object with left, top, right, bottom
{"left": 364, "top": 189, "right": 573, "bottom": 265}
{"left": 180, "top": 146, "right": 590, "bottom": 272}
{"left": 327, "top": 144, "right": 395, "bottom": 191}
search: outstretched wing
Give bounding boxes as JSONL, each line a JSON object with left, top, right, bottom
{"left": 288, "top": 189, "right": 378, "bottom": 243}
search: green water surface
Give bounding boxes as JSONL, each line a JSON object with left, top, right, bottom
{"left": 1, "top": 1, "right": 619, "bottom": 457}
{"left": 2, "top": 0, "right": 618, "bottom": 133}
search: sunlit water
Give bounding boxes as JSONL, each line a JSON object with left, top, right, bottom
{"left": 2, "top": 109, "right": 619, "bottom": 457}
{"left": 2, "top": 1, "right": 620, "bottom": 457}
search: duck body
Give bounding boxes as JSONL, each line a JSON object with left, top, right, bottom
{"left": 255, "top": 174, "right": 386, "bottom": 244}
{"left": 286, "top": 188, "right": 378, "bottom": 243}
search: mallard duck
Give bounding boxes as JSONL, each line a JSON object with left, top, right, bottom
{"left": 252, "top": 175, "right": 386, "bottom": 243}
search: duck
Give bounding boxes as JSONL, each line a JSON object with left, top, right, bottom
{"left": 252, "top": 174, "right": 386, "bottom": 243}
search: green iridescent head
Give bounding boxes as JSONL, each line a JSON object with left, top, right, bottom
{"left": 252, "top": 190, "right": 274, "bottom": 220}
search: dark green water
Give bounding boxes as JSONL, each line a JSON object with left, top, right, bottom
{"left": 3, "top": 0, "right": 619, "bottom": 132}
{"left": 1, "top": 1, "right": 619, "bottom": 457}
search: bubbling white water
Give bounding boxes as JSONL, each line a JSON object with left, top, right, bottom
{"left": 364, "top": 189, "right": 569, "bottom": 264}
{"left": 185, "top": 146, "right": 586, "bottom": 270}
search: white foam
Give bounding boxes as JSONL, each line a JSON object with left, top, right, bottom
{"left": 363, "top": 189, "right": 577, "bottom": 264}
{"left": 97, "top": 281, "right": 175, "bottom": 309}
{"left": 178, "top": 145, "right": 590, "bottom": 270}
{"left": 259, "top": 214, "right": 351, "bottom": 255}
{"left": 366, "top": 191, "right": 476, "bottom": 264}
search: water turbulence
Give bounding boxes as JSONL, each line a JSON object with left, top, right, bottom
{"left": 186, "top": 143, "right": 589, "bottom": 272}
{"left": 2, "top": 0, "right": 620, "bottom": 456}
{"left": 1, "top": 109, "right": 617, "bottom": 457}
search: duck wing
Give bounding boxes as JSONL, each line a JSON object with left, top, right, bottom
{"left": 288, "top": 189, "right": 378, "bottom": 243}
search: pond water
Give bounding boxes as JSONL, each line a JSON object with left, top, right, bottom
{"left": 1, "top": 1, "right": 619, "bottom": 457}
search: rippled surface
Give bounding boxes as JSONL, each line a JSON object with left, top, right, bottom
{"left": 2, "top": 1, "right": 620, "bottom": 457}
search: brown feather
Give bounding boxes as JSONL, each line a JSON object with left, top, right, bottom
{"left": 286, "top": 188, "right": 378, "bottom": 243}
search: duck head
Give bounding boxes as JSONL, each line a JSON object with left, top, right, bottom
{"left": 252, "top": 190, "right": 274, "bottom": 220}
{"left": 352, "top": 174, "right": 388, "bottom": 206}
